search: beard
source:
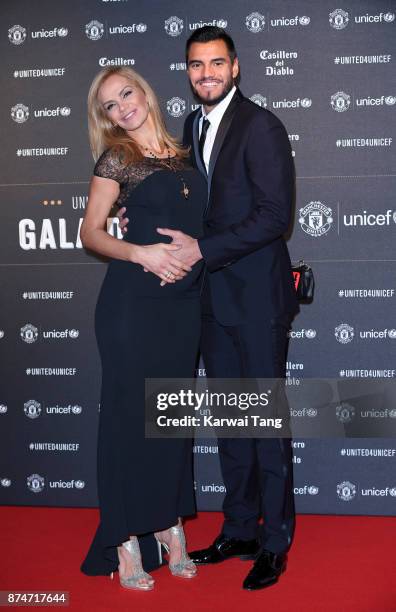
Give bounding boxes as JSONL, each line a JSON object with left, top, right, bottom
{"left": 189, "top": 75, "right": 235, "bottom": 107}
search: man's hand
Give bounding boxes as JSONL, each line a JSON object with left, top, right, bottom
{"left": 157, "top": 228, "right": 203, "bottom": 267}
{"left": 134, "top": 242, "right": 192, "bottom": 286}
{"left": 116, "top": 207, "right": 129, "bottom": 234}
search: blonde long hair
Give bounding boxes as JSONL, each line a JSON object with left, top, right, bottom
{"left": 87, "top": 66, "right": 188, "bottom": 162}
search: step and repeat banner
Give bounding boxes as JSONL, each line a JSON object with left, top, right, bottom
{"left": 0, "top": 0, "right": 395, "bottom": 514}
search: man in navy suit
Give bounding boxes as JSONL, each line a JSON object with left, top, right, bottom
{"left": 121, "top": 26, "right": 298, "bottom": 590}
{"left": 158, "top": 27, "right": 299, "bottom": 591}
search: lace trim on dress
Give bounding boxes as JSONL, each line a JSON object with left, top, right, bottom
{"left": 93, "top": 149, "right": 192, "bottom": 207}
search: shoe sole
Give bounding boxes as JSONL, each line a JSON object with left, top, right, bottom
{"left": 120, "top": 583, "right": 154, "bottom": 591}
{"left": 242, "top": 563, "right": 287, "bottom": 591}
{"left": 193, "top": 553, "right": 258, "bottom": 565}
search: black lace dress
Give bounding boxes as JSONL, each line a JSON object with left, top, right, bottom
{"left": 81, "top": 149, "right": 206, "bottom": 576}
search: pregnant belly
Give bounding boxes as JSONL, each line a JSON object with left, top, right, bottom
{"left": 101, "top": 258, "right": 204, "bottom": 299}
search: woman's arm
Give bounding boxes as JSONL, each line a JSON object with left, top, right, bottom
{"left": 80, "top": 176, "right": 192, "bottom": 283}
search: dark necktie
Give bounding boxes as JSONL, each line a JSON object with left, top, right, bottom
{"left": 199, "top": 117, "right": 210, "bottom": 171}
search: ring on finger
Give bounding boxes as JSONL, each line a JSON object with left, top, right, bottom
{"left": 165, "top": 270, "right": 172, "bottom": 279}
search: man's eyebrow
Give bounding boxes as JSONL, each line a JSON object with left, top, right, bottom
{"left": 188, "top": 57, "right": 227, "bottom": 65}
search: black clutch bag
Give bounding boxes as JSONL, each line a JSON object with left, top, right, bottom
{"left": 292, "top": 260, "right": 315, "bottom": 301}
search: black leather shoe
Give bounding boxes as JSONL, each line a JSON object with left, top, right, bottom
{"left": 189, "top": 534, "right": 260, "bottom": 565}
{"left": 242, "top": 550, "right": 287, "bottom": 590}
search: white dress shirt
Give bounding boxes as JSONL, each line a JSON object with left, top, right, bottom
{"left": 199, "top": 86, "right": 236, "bottom": 173}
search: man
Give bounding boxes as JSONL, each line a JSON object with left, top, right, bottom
{"left": 120, "top": 26, "right": 298, "bottom": 590}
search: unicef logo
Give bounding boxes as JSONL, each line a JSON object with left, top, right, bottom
{"left": 389, "top": 487, "right": 396, "bottom": 496}
{"left": 60, "top": 107, "right": 71, "bottom": 116}
{"left": 337, "top": 481, "right": 356, "bottom": 501}
{"left": 384, "top": 13, "right": 395, "bottom": 23}
{"left": 246, "top": 12, "right": 265, "bottom": 33}
{"left": 72, "top": 405, "right": 82, "bottom": 415}
{"left": 20, "top": 324, "right": 38, "bottom": 343}
{"left": 24, "top": 399, "right": 42, "bottom": 419}
{"left": 335, "top": 323, "right": 354, "bottom": 344}
{"left": 331, "top": 91, "right": 351, "bottom": 112}
{"left": 11, "top": 103, "right": 29, "bottom": 123}
{"left": 387, "top": 329, "right": 396, "bottom": 339}
{"left": 57, "top": 27, "right": 68, "bottom": 37}
{"left": 165, "top": 16, "right": 184, "bottom": 37}
{"left": 75, "top": 480, "right": 85, "bottom": 489}
{"left": 306, "top": 408, "right": 317, "bottom": 417}
{"left": 8, "top": 25, "right": 27, "bottom": 45}
{"left": 1, "top": 478, "right": 11, "bottom": 487}
{"left": 85, "top": 20, "right": 104, "bottom": 41}
{"left": 308, "top": 485, "right": 319, "bottom": 495}
{"left": 336, "top": 402, "right": 355, "bottom": 423}
{"left": 250, "top": 94, "right": 267, "bottom": 108}
{"left": 136, "top": 24, "right": 147, "bottom": 33}
{"left": 0, "top": 405, "right": 8, "bottom": 414}
{"left": 389, "top": 409, "right": 396, "bottom": 418}
{"left": 0, "top": 331, "right": 4, "bottom": 339}
{"left": 27, "top": 474, "right": 45, "bottom": 493}
{"left": 305, "top": 329, "right": 317, "bottom": 339}
{"left": 299, "top": 201, "right": 333, "bottom": 237}
{"left": 299, "top": 16, "right": 310, "bottom": 26}
{"left": 167, "top": 97, "right": 186, "bottom": 118}
{"left": 216, "top": 20, "right": 228, "bottom": 28}
{"left": 300, "top": 98, "right": 312, "bottom": 108}
{"left": 385, "top": 96, "right": 396, "bottom": 105}
{"left": 329, "top": 9, "right": 349, "bottom": 29}
{"left": 69, "top": 329, "right": 79, "bottom": 339}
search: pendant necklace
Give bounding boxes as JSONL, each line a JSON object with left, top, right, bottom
{"left": 145, "top": 146, "right": 190, "bottom": 200}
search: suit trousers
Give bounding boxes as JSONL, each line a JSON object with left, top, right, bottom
{"left": 200, "top": 281, "right": 295, "bottom": 554}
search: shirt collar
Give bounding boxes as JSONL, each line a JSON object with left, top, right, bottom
{"left": 201, "top": 85, "right": 237, "bottom": 128}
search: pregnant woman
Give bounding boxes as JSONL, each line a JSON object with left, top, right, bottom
{"left": 80, "top": 66, "right": 206, "bottom": 591}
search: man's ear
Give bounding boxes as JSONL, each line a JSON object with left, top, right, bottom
{"left": 232, "top": 58, "right": 239, "bottom": 80}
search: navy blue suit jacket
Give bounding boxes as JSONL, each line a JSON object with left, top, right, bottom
{"left": 183, "top": 89, "right": 298, "bottom": 326}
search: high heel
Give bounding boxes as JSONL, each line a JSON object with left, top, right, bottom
{"left": 118, "top": 537, "right": 154, "bottom": 591}
{"left": 155, "top": 525, "right": 197, "bottom": 579}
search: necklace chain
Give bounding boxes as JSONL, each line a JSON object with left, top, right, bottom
{"left": 144, "top": 146, "right": 190, "bottom": 200}
{"left": 144, "top": 146, "right": 172, "bottom": 165}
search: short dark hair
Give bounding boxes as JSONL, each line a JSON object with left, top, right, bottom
{"left": 185, "top": 26, "right": 237, "bottom": 64}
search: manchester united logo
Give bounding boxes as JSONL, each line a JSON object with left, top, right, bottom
{"left": 165, "top": 16, "right": 184, "bottom": 37}
{"left": 299, "top": 202, "right": 333, "bottom": 237}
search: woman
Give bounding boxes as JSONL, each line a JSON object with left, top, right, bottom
{"left": 80, "top": 66, "right": 206, "bottom": 591}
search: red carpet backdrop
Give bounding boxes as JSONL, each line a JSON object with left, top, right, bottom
{"left": 0, "top": 0, "right": 395, "bottom": 514}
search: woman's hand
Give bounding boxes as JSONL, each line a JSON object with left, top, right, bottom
{"left": 132, "top": 243, "right": 192, "bottom": 286}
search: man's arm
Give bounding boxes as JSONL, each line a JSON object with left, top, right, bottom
{"left": 198, "top": 114, "right": 294, "bottom": 272}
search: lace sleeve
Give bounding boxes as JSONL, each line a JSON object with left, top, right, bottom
{"left": 93, "top": 149, "right": 125, "bottom": 183}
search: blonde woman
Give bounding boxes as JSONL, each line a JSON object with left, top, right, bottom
{"left": 80, "top": 67, "right": 206, "bottom": 590}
